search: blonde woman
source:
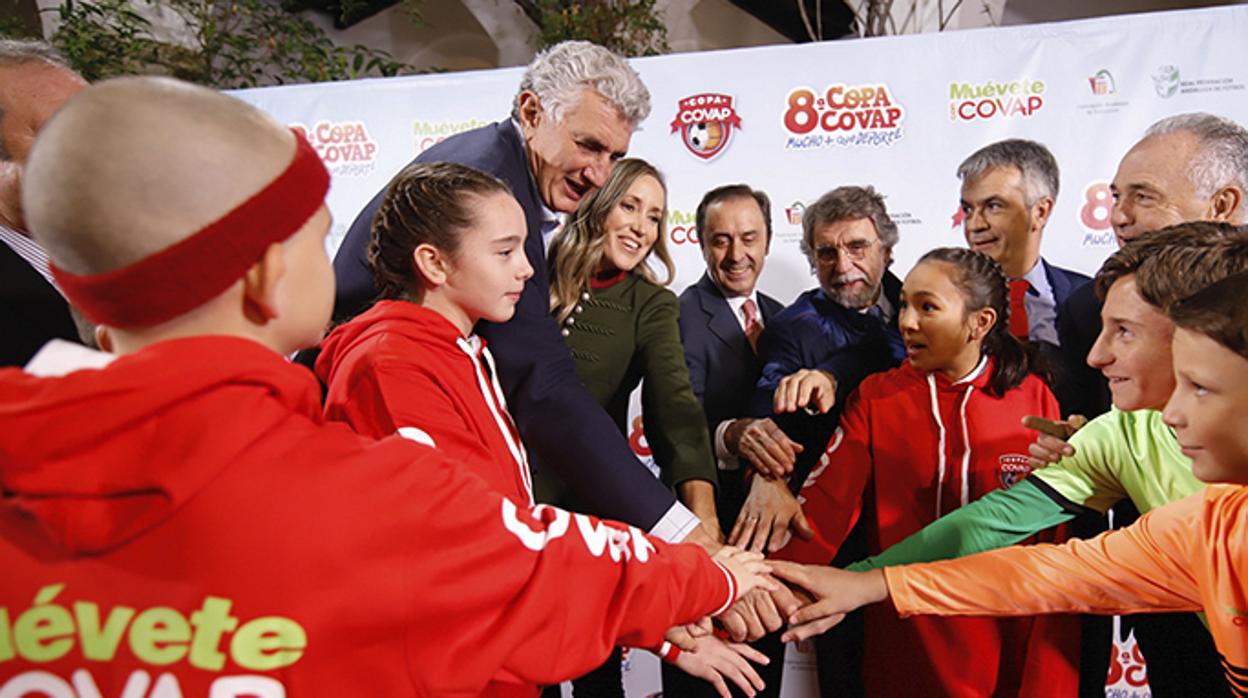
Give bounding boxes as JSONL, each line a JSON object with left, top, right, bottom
{"left": 542, "top": 159, "right": 734, "bottom": 696}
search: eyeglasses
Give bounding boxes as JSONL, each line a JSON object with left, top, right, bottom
{"left": 813, "top": 238, "right": 879, "bottom": 263}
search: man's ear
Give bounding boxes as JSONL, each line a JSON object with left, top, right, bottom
{"left": 970, "top": 306, "right": 997, "bottom": 342}
{"left": 1030, "top": 196, "right": 1055, "bottom": 233}
{"left": 516, "top": 91, "right": 545, "bottom": 137}
{"left": 412, "top": 243, "right": 449, "bottom": 288}
{"left": 1208, "top": 185, "right": 1244, "bottom": 222}
{"left": 242, "top": 242, "right": 286, "bottom": 323}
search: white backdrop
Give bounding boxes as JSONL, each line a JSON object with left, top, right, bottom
{"left": 235, "top": 6, "right": 1246, "bottom": 695}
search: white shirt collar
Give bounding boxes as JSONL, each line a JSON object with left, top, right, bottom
{"left": 1019, "top": 258, "right": 1055, "bottom": 304}
{"left": 0, "top": 222, "right": 61, "bottom": 293}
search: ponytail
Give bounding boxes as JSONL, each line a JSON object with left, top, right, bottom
{"left": 916, "top": 247, "right": 1051, "bottom": 397}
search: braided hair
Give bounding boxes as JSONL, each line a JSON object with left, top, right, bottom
{"left": 916, "top": 247, "right": 1050, "bottom": 397}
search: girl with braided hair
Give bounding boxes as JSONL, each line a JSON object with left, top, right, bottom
{"left": 772, "top": 246, "right": 1079, "bottom": 697}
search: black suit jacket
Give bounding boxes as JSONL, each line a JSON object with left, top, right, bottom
{"left": 678, "top": 274, "right": 783, "bottom": 528}
{"left": 1038, "top": 259, "right": 1103, "bottom": 418}
{"left": 331, "top": 121, "right": 680, "bottom": 529}
{"left": 0, "top": 242, "right": 78, "bottom": 367}
{"left": 1056, "top": 280, "right": 1111, "bottom": 418}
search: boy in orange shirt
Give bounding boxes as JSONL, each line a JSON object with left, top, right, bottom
{"left": 772, "top": 269, "right": 1248, "bottom": 692}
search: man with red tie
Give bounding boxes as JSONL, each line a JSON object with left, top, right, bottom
{"left": 957, "top": 139, "right": 1092, "bottom": 416}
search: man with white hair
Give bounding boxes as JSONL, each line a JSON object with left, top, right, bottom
{"left": 1058, "top": 112, "right": 1248, "bottom": 420}
{"left": 329, "top": 42, "right": 718, "bottom": 549}
{"left": 0, "top": 39, "right": 87, "bottom": 366}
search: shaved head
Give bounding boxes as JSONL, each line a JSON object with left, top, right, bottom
{"left": 24, "top": 76, "right": 296, "bottom": 274}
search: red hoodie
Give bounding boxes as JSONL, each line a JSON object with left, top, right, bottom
{"left": 0, "top": 337, "right": 735, "bottom": 696}
{"left": 317, "top": 301, "right": 533, "bottom": 505}
{"left": 777, "top": 358, "right": 1079, "bottom": 697}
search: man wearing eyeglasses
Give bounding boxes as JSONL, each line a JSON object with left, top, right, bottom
{"left": 719, "top": 185, "right": 905, "bottom": 697}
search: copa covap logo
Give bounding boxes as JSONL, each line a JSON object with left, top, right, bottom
{"left": 998, "top": 453, "right": 1032, "bottom": 489}
{"left": 291, "top": 120, "right": 379, "bottom": 177}
{"left": 670, "top": 93, "right": 740, "bottom": 161}
{"left": 782, "top": 83, "right": 904, "bottom": 150}
{"left": 948, "top": 78, "right": 1045, "bottom": 121}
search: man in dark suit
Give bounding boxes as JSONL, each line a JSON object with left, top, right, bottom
{"left": 957, "top": 139, "right": 1092, "bottom": 416}
{"left": 1049, "top": 113, "right": 1248, "bottom": 698}
{"left": 1057, "top": 113, "right": 1248, "bottom": 423}
{"left": 328, "top": 42, "right": 712, "bottom": 547}
{"left": 668, "top": 183, "right": 788, "bottom": 696}
{"left": 0, "top": 40, "right": 87, "bottom": 366}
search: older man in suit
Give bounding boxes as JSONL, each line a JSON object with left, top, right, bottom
{"left": 668, "top": 184, "right": 786, "bottom": 697}
{"left": 329, "top": 42, "right": 712, "bottom": 548}
{"left": 0, "top": 40, "right": 87, "bottom": 366}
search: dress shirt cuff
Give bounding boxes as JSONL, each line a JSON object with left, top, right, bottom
{"left": 648, "top": 501, "right": 700, "bottom": 543}
{"left": 714, "top": 419, "right": 740, "bottom": 471}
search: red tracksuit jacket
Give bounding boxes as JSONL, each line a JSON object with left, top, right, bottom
{"left": 778, "top": 358, "right": 1079, "bottom": 697}
{"left": 0, "top": 337, "right": 735, "bottom": 696}
{"left": 317, "top": 301, "right": 533, "bottom": 505}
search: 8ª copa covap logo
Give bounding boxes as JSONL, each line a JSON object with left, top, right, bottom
{"left": 671, "top": 93, "right": 741, "bottom": 161}
{"left": 782, "top": 83, "right": 905, "bottom": 150}
{"left": 291, "top": 120, "right": 379, "bottom": 177}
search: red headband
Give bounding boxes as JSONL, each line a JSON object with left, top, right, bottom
{"left": 52, "top": 129, "right": 330, "bottom": 327}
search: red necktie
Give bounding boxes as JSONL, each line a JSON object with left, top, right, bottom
{"left": 1008, "top": 279, "right": 1031, "bottom": 341}
{"left": 743, "top": 298, "right": 762, "bottom": 352}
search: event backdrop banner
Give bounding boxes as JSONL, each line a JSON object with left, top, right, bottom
{"left": 237, "top": 6, "right": 1241, "bottom": 696}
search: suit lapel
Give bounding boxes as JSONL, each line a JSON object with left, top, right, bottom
{"left": 696, "top": 274, "right": 747, "bottom": 350}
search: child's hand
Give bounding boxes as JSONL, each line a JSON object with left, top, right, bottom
{"left": 712, "top": 546, "right": 776, "bottom": 603}
{"left": 773, "top": 368, "right": 837, "bottom": 415}
{"left": 1022, "top": 414, "right": 1088, "bottom": 468}
{"left": 671, "top": 634, "right": 769, "bottom": 698}
{"left": 768, "top": 561, "right": 888, "bottom": 642}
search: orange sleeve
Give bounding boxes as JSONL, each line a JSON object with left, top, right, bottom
{"left": 777, "top": 392, "right": 872, "bottom": 565}
{"left": 886, "top": 491, "right": 1205, "bottom": 618}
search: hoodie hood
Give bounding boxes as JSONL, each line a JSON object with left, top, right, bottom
{"left": 315, "top": 301, "right": 465, "bottom": 386}
{"left": 0, "top": 336, "right": 321, "bottom": 556}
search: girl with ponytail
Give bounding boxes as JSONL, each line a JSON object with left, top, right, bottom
{"left": 772, "top": 247, "right": 1077, "bottom": 696}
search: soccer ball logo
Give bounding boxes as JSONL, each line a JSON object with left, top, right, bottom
{"left": 686, "top": 121, "right": 724, "bottom": 153}
{"left": 671, "top": 93, "right": 739, "bottom": 161}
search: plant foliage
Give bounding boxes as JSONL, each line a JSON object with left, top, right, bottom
{"left": 50, "top": 0, "right": 411, "bottom": 88}
{"left": 522, "top": 0, "right": 668, "bottom": 57}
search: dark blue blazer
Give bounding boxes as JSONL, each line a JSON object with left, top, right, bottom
{"left": 1039, "top": 259, "right": 1104, "bottom": 418}
{"left": 750, "top": 272, "right": 906, "bottom": 489}
{"left": 331, "top": 121, "right": 680, "bottom": 529}
{"left": 1, "top": 242, "right": 79, "bottom": 367}
{"left": 678, "top": 273, "right": 783, "bottom": 526}
{"left": 1056, "top": 276, "right": 1111, "bottom": 418}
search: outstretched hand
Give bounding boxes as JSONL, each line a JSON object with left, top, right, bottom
{"left": 726, "top": 417, "right": 802, "bottom": 478}
{"left": 768, "top": 561, "right": 889, "bottom": 642}
{"left": 774, "top": 368, "right": 837, "bottom": 415}
{"left": 712, "top": 546, "right": 777, "bottom": 603}
{"left": 717, "top": 583, "right": 813, "bottom": 642}
{"left": 672, "top": 634, "right": 770, "bottom": 698}
{"left": 1021, "top": 414, "right": 1088, "bottom": 469}
{"left": 729, "top": 475, "right": 814, "bottom": 553}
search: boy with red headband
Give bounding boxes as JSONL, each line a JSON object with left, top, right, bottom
{"left": 0, "top": 76, "right": 772, "bottom": 696}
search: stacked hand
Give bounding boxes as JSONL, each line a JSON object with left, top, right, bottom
{"left": 726, "top": 417, "right": 801, "bottom": 478}
{"left": 671, "top": 634, "right": 770, "bottom": 697}
{"left": 712, "top": 545, "right": 777, "bottom": 603}
{"left": 729, "top": 475, "right": 813, "bottom": 553}
{"left": 773, "top": 368, "right": 837, "bottom": 415}
{"left": 768, "top": 561, "right": 889, "bottom": 642}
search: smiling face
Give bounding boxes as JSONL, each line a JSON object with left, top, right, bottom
{"left": 702, "top": 196, "right": 768, "bottom": 298}
{"left": 1087, "top": 276, "right": 1176, "bottom": 411}
{"left": 1163, "top": 327, "right": 1248, "bottom": 483}
{"left": 1109, "top": 132, "right": 1213, "bottom": 246}
{"left": 898, "top": 260, "right": 994, "bottom": 380}
{"left": 598, "top": 173, "right": 664, "bottom": 274}
{"left": 959, "top": 165, "right": 1048, "bottom": 279}
{"left": 517, "top": 88, "right": 633, "bottom": 214}
{"left": 439, "top": 192, "right": 532, "bottom": 331}
{"left": 812, "top": 217, "right": 886, "bottom": 310}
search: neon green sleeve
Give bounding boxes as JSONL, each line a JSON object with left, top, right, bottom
{"left": 846, "top": 479, "right": 1077, "bottom": 571}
